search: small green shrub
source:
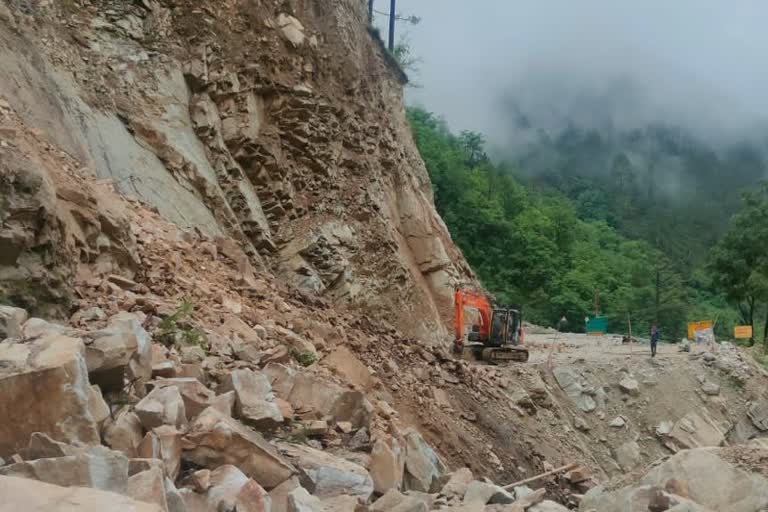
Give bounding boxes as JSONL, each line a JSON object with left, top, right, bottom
{"left": 751, "top": 347, "right": 768, "bottom": 369}
{"left": 290, "top": 349, "right": 317, "bottom": 367}
{"left": 285, "top": 420, "right": 309, "bottom": 444}
{"left": 157, "top": 301, "right": 206, "bottom": 349}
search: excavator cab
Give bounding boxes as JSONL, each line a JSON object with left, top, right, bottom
{"left": 454, "top": 289, "right": 528, "bottom": 363}
{"left": 489, "top": 307, "right": 522, "bottom": 347}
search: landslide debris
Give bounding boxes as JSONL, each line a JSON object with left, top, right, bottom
{"left": 3, "top": 0, "right": 768, "bottom": 511}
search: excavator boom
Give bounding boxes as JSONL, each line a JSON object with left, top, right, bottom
{"left": 454, "top": 288, "right": 492, "bottom": 349}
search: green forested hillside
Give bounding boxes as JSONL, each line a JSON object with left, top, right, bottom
{"left": 512, "top": 124, "right": 767, "bottom": 271}
{"left": 408, "top": 107, "right": 740, "bottom": 340}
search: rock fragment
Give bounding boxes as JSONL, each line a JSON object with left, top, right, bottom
{"left": 0, "top": 334, "right": 100, "bottom": 457}
{"left": 402, "top": 429, "right": 447, "bottom": 493}
{"left": 609, "top": 416, "right": 626, "bottom": 428}
{"left": 136, "top": 385, "right": 188, "bottom": 430}
{"left": 619, "top": 376, "right": 640, "bottom": 396}
{"left": 280, "top": 443, "right": 373, "bottom": 500}
{"left": 0, "top": 305, "right": 27, "bottom": 339}
{"left": 0, "top": 475, "right": 163, "bottom": 511}
{"left": 0, "top": 445, "right": 129, "bottom": 493}
{"left": 183, "top": 407, "right": 294, "bottom": 489}
{"left": 127, "top": 466, "right": 169, "bottom": 512}
{"left": 83, "top": 313, "right": 152, "bottom": 392}
{"left": 701, "top": 381, "right": 720, "bottom": 396}
{"left": 369, "top": 437, "right": 404, "bottom": 494}
{"left": 105, "top": 408, "right": 144, "bottom": 457}
{"left": 219, "top": 369, "right": 283, "bottom": 428}
{"left": 138, "top": 425, "right": 182, "bottom": 480}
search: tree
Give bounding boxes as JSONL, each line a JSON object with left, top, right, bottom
{"left": 710, "top": 182, "right": 768, "bottom": 347}
{"left": 407, "top": 106, "right": 696, "bottom": 333}
{"left": 458, "top": 131, "right": 487, "bottom": 167}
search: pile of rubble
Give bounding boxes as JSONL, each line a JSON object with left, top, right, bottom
{"left": 580, "top": 445, "right": 768, "bottom": 511}
{"left": 0, "top": 301, "right": 576, "bottom": 512}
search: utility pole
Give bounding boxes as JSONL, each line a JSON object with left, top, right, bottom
{"left": 593, "top": 289, "right": 601, "bottom": 316}
{"left": 388, "top": 0, "right": 396, "bottom": 51}
{"left": 368, "top": 0, "right": 374, "bottom": 24}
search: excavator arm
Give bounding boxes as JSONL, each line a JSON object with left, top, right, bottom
{"left": 454, "top": 288, "right": 492, "bottom": 351}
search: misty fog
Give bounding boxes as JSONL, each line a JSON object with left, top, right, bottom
{"left": 388, "top": 0, "right": 768, "bottom": 150}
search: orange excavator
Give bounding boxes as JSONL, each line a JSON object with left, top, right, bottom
{"left": 454, "top": 288, "right": 529, "bottom": 363}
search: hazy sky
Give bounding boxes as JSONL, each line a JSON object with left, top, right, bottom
{"left": 378, "top": 1, "right": 768, "bottom": 147}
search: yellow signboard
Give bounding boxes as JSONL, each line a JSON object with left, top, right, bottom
{"left": 687, "top": 320, "right": 713, "bottom": 340}
{"left": 734, "top": 325, "right": 753, "bottom": 339}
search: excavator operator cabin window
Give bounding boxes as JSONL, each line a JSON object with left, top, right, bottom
{"left": 490, "top": 311, "right": 506, "bottom": 345}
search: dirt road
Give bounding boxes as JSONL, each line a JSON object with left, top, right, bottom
{"left": 525, "top": 331, "right": 701, "bottom": 365}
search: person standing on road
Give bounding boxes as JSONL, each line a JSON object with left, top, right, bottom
{"left": 650, "top": 324, "right": 660, "bottom": 357}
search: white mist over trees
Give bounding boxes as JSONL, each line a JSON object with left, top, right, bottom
{"left": 400, "top": 0, "right": 768, "bottom": 148}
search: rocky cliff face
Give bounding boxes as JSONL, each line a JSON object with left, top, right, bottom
{"left": 0, "top": 0, "right": 472, "bottom": 341}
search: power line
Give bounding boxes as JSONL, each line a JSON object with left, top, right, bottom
{"left": 372, "top": 9, "right": 421, "bottom": 24}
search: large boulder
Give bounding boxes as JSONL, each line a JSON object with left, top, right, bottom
{"left": 280, "top": 443, "right": 374, "bottom": 500}
{"left": 204, "top": 465, "right": 271, "bottom": 512}
{"left": 0, "top": 305, "right": 27, "bottom": 339}
{"left": 669, "top": 412, "right": 725, "bottom": 449}
{"left": 153, "top": 377, "right": 231, "bottom": 420}
{"left": 402, "top": 429, "right": 447, "bottom": 493}
{"left": 530, "top": 501, "right": 571, "bottom": 512}
{"left": 286, "top": 487, "right": 360, "bottom": 512}
{"left": 82, "top": 312, "right": 152, "bottom": 392}
{"left": 580, "top": 448, "right": 768, "bottom": 512}
{"left": 105, "top": 408, "right": 145, "bottom": 457}
{"left": 127, "top": 466, "right": 169, "bottom": 512}
{"left": 138, "top": 425, "right": 183, "bottom": 480}
{"left": 463, "top": 480, "right": 515, "bottom": 505}
{"left": 552, "top": 367, "right": 596, "bottom": 413}
{"left": 619, "top": 376, "right": 640, "bottom": 396}
{"left": 0, "top": 334, "right": 100, "bottom": 457}
{"left": 136, "top": 385, "right": 188, "bottom": 430}
{"left": 615, "top": 441, "right": 641, "bottom": 471}
{"left": 320, "top": 495, "right": 359, "bottom": 511}
{"left": 286, "top": 487, "right": 325, "bottom": 512}
{"left": 440, "top": 467, "right": 474, "bottom": 497}
{"left": 0, "top": 445, "right": 129, "bottom": 493}
{"left": 164, "top": 477, "right": 186, "bottom": 512}
{"left": 88, "top": 384, "right": 111, "bottom": 429}
{"left": 219, "top": 369, "right": 283, "bottom": 428}
{"left": 0, "top": 475, "right": 163, "bottom": 511}
{"left": 748, "top": 399, "right": 768, "bottom": 431}
{"left": 324, "top": 346, "right": 373, "bottom": 390}
{"left": 276, "top": 13, "right": 306, "bottom": 47}
{"left": 371, "top": 489, "right": 428, "bottom": 512}
{"left": 268, "top": 476, "right": 302, "bottom": 512}
{"left": 369, "top": 437, "right": 405, "bottom": 494}
{"left": 287, "top": 486, "right": 323, "bottom": 512}
{"left": 183, "top": 407, "right": 294, "bottom": 489}
{"left": 265, "top": 363, "right": 372, "bottom": 428}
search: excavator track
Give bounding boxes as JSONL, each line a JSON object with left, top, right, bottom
{"left": 460, "top": 343, "right": 529, "bottom": 363}
{"left": 482, "top": 346, "right": 530, "bottom": 363}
